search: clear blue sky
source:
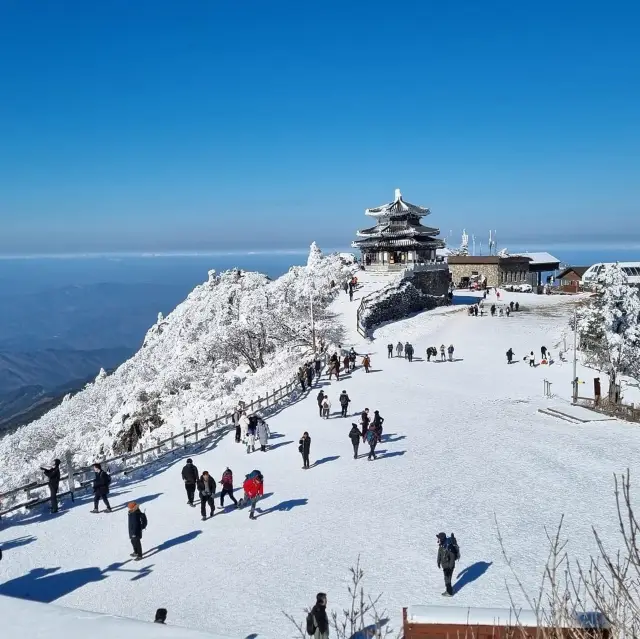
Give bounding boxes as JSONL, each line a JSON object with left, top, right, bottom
{"left": 0, "top": 0, "right": 638, "bottom": 254}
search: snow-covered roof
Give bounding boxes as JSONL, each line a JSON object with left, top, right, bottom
{"left": 365, "top": 188, "right": 430, "bottom": 218}
{"left": 406, "top": 605, "right": 608, "bottom": 628}
{"left": 513, "top": 252, "right": 561, "bottom": 267}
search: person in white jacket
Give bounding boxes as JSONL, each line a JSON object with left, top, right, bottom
{"left": 321, "top": 397, "right": 331, "bottom": 419}
{"left": 239, "top": 413, "right": 250, "bottom": 443}
{"left": 257, "top": 419, "right": 271, "bottom": 452}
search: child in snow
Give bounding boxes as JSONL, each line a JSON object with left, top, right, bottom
{"left": 246, "top": 417, "right": 257, "bottom": 453}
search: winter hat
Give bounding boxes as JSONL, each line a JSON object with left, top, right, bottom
{"left": 127, "top": 502, "right": 138, "bottom": 512}
{"left": 436, "top": 532, "right": 447, "bottom": 543}
{"left": 187, "top": 458, "right": 193, "bottom": 463}
{"left": 53, "top": 459, "right": 61, "bottom": 465}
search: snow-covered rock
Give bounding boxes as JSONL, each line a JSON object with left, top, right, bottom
{"left": 0, "top": 245, "right": 353, "bottom": 496}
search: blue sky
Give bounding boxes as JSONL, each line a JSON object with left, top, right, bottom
{"left": 0, "top": 0, "right": 638, "bottom": 255}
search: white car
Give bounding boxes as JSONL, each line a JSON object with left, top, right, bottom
{"left": 516, "top": 284, "right": 533, "bottom": 293}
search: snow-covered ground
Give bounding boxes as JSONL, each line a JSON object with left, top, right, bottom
{"left": 1, "top": 278, "right": 639, "bottom": 638}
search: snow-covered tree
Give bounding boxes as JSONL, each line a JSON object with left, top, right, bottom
{"left": 577, "top": 264, "right": 640, "bottom": 397}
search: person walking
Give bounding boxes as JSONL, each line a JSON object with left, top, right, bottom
{"left": 529, "top": 351, "right": 536, "bottom": 367}
{"left": 515, "top": 301, "right": 520, "bottom": 311}
{"left": 490, "top": 304, "right": 496, "bottom": 317}
{"left": 91, "top": 463, "right": 112, "bottom": 513}
{"left": 239, "top": 412, "right": 250, "bottom": 443}
{"left": 447, "top": 344, "right": 455, "bottom": 361}
{"left": 306, "top": 593, "right": 330, "bottom": 639}
{"left": 298, "top": 367, "right": 306, "bottom": 392}
{"left": 437, "top": 532, "right": 460, "bottom": 597}
{"left": 181, "top": 458, "right": 199, "bottom": 507}
{"left": 316, "top": 390, "right": 325, "bottom": 417}
{"left": 257, "top": 418, "right": 270, "bottom": 452}
{"left": 220, "top": 467, "right": 238, "bottom": 508}
{"left": 41, "top": 459, "right": 61, "bottom": 514}
{"left": 197, "top": 471, "right": 216, "bottom": 521}
{"left": 360, "top": 408, "right": 370, "bottom": 441}
{"left": 349, "top": 287, "right": 353, "bottom": 302}
{"left": 404, "top": 341, "right": 411, "bottom": 359}
{"left": 314, "top": 355, "right": 322, "bottom": 378}
{"left": 306, "top": 363, "right": 314, "bottom": 388}
{"left": 128, "top": 502, "right": 147, "bottom": 560}
{"left": 154, "top": 609, "right": 167, "bottom": 624}
{"left": 372, "top": 410, "right": 384, "bottom": 443}
{"left": 233, "top": 402, "right": 245, "bottom": 443}
{"left": 243, "top": 471, "right": 264, "bottom": 520}
{"left": 343, "top": 354, "right": 350, "bottom": 373}
{"left": 396, "top": 341, "right": 403, "bottom": 358}
{"left": 387, "top": 343, "right": 393, "bottom": 358}
{"left": 349, "top": 424, "right": 361, "bottom": 459}
{"left": 440, "top": 345, "right": 446, "bottom": 362}
{"left": 349, "top": 348, "right": 357, "bottom": 371}
{"left": 299, "top": 432, "right": 311, "bottom": 469}
{"left": 406, "top": 343, "right": 414, "bottom": 362}
{"left": 362, "top": 354, "right": 371, "bottom": 373}
{"left": 506, "top": 348, "right": 514, "bottom": 364}
{"left": 339, "top": 390, "right": 350, "bottom": 417}
{"left": 366, "top": 424, "right": 378, "bottom": 460}
{"left": 246, "top": 417, "right": 257, "bottom": 453}
{"left": 321, "top": 395, "right": 331, "bottom": 419}
{"left": 541, "top": 345, "right": 548, "bottom": 360}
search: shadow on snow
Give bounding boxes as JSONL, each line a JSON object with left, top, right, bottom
{"left": 453, "top": 561, "right": 493, "bottom": 594}
{"left": 257, "top": 498, "right": 307, "bottom": 517}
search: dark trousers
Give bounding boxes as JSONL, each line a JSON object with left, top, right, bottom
{"left": 185, "top": 482, "right": 196, "bottom": 504}
{"left": 368, "top": 442, "right": 377, "bottom": 460}
{"left": 341, "top": 405, "right": 348, "bottom": 417}
{"left": 299, "top": 380, "right": 306, "bottom": 391}
{"left": 529, "top": 359, "right": 535, "bottom": 367}
{"left": 302, "top": 453, "right": 310, "bottom": 469}
{"left": 249, "top": 496, "right": 259, "bottom": 518}
{"left": 200, "top": 495, "right": 215, "bottom": 517}
{"left": 49, "top": 486, "right": 59, "bottom": 513}
{"left": 318, "top": 403, "right": 323, "bottom": 416}
{"left": 235, "top": 425, "right": 241, "bottom": 442}
{"left": 220, "top": 487, "right": 237, "bottom": 507}
{"left": 352, "top": 441, "right": 359, "bottom": 458}
{"left": 408, "top": 353, "right": 413, "bottom": 362}
{"left": 388, "top": 350, "right": 392, "bottom": 358}
{"left": 130, "top": 536, "right": 143, "bottom": 557}
{"left": 443, "top": 568, "right": 454, "bottom": 595}
{"left": 93, "top": 494, "right": 111, "bottom": 510}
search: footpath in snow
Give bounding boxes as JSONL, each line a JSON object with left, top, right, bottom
{"left": 1, "top": 277, "right": 639, "bottom": 638}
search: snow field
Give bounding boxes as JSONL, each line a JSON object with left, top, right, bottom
{"left": 1, "top": 282, "right": 639, "bottom": 638}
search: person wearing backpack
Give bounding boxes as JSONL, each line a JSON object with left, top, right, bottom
{"left": 196, "top": 471, "right": 216, "bottom": 521}
{"left": 447, "top": 344, "right": 455, "bottom": 361}
{"left": 220, "top": 467, "right": 238, "bottom": 507}
{"left": 91, "top": 463, "right": 112, "bottom": 513}
{"left": 316, "top": 390, "right": 325, "bottom": 417}
{"left": 181, "top": 458, "right": 199, "bottom": 507}
{"left": 338, "top": 390, "right": 350, "bottom": 418}
{"left": 41, "top": 459, "right": 61, "bottom": 514}
{"left": 349, "top": 424, "right": 361, "bottom": 459}
{"left": 387, "top": 343, "right": 393, "bottom": 358}
{"left": 437, "top": 532, "right": 460, "bottom": 596}
{"left": 372, "top": 410, "right": 384, "bottom": 443}
{"left": 128, "top": 501, "right": 147, "bottom": 561}
{"left": 242, "top": 471, "right": 263, "bottom": 520}
{"left": 306, "top": 592, "right": 329, "bottom": 638}
{"left": 366, "top": 424, "right": 378, "bottom": 461}
{"left": 506, "top": 348, "right": 515, "bottom": 364}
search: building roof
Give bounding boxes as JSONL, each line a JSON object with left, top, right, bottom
{"left": 512, "top": 252, "right": 561, "bottom": 267}
{"left": 365, "top": 188, "right": 430, "bottom": 218}
{"left": 352, "top": 237, "right": 445, "bottom": 250}
{"left": 557, "top": 266, "right": 590, "bottom": 279}
{"left": 356, "top": 222, "right": 440, "bottom": 237}
{"left": 447, "top": 255, "right": 531, "bottom": 265}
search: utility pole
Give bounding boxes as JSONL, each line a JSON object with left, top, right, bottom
{"left": 572, "top": 308, "right": 578, "bottom": 404}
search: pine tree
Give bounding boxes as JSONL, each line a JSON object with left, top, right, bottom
{"left": 577, "top": 264, "right": 640, "bottom": 399}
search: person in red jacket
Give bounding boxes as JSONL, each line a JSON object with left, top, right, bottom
{"left": 243, "top": 472, "right": 264, "bottom": 520}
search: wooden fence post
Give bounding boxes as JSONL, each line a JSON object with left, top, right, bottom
{"left": 194, "top": 422, "right": 199, "bottom": 443}
{"left": 170, "top": 432, "right": 174, "bottom": 450}
{"left": 65, "top": 450, "right": 75, "bottom": 502}
{"left": 183, "top": 426, "right": 187, "bottom": 447}
{"left": 139, "top": 444, "right": 144, "bottom": 465}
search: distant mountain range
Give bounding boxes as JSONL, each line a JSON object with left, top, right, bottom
{"left": 0, "top": 348, "right": 133, "bottom": 431}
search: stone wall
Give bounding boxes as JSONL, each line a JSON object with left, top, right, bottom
{"left": 449, "top": 262, "right": 501, "bottom": 288}
{"left": 359, "top": 269, "right": 449, "bottom": 334}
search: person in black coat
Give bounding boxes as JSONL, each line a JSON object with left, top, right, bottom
{"left": 309, "top": 593, "right": 330, "bottom": 638}
{"left": 41, "top": 459, "right": 61, "bottom": 513}
{"left": 196, "top": 471, "right": 216, "bottom": 521}
{"left": 181, "top": 458, "right": 199, "bottom": 506}
{"left": 316, "top": 391, "right": 325, "bottom": 417}
{"left": 339, "top": 391, "right": 350, "bottom": 418}
{"left": 349, "top": 424, "right": 361, "bottom": 459}
{"left": 299, "top": 432, "right": 311, "bottom": 469}
{"left": 360, "top": 408, "right": 370, "bottom": 441}
{"left": 91, "top": 463, "right": 112, "bottom": 513}
{"left": 372, "top": 411, "right": 384, "bottom": 442}
{"left": 128, "top": 502, "right": 147, "bottom": 560}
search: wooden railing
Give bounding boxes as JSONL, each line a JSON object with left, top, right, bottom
{"left": 0, "top": 375, "right": 301, "bottom": 518}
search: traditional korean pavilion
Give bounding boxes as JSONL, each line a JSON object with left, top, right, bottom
{"left": 352, "top": 188, "right": 445, "bottom": 270}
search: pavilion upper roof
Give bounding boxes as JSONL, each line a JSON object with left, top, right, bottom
{"left": 357, "top": 222, "right": 440, "bottom": 238}
{"left": 365, "top": 188, "right": 430, "bottom": 218}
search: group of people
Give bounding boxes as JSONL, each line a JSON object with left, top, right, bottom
{"left": 506, "top": 345, "right": 551, "bottom": 366}
{"left": 350, "top": 407, "right": 385, "bottom": 460}
{"left": 388, "top": 341, "right": 415, "bottom": 361}
{"left": 426, "top": 344, "right": 455, "bottom": 362}
{"left": 468, "top": 299, "right": 521, "bottom": 318}
{"left": 233, "top": 403, "right": 271, "bottom": 454}
{"left": 343, "top": 275, "right": 359, "bottom": 302}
